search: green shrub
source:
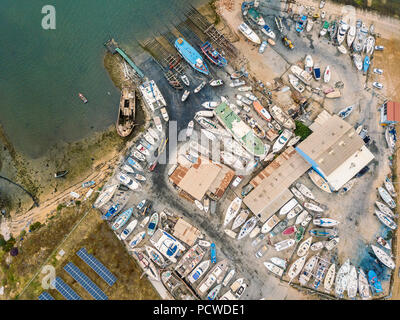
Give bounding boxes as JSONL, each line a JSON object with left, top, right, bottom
{"left": 29, "top": 222, "right": 42, "bottom": 232}
{"left": 294, "top": 121, "right": 312, "bottom": 141}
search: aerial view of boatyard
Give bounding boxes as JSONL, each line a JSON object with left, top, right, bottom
{"left": 1, "top": 0, "right": 400, "bottom": 308}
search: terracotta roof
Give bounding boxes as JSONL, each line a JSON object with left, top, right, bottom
{"left": 386, "top": 101, "right": 400, "bottom": 122}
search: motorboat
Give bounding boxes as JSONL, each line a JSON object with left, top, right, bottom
{"left": 181, "top": 90, "right": 190, "bottom": 102}
{"left": 376, "top": 200, "right": 394, "bottom": 217}
{"left": 347, "top": 25, "right": 356, "bottom": 47}
{"left": 323, "top": 65, "right": 331, "bottom": 83}
{"left": 288, "top": 74, "right": 305, "bottom": 93}
{"left": 238, "top": 22, "right": 261, "bottom": 44}
{"left": 375, "top": 209, "right": 397, "bottom": 230}
{"left": 353, "top": 54, "right": 363, "bottom": 71}
{"left": 295, "top": 183, "right": 315, "bottom": 200}
{"left": 261, "top": 24, "right": 275, "bottom": 39}
{"left": 272, "top": 129, "right": 292, "bottom": 153}
{"left": 223, "top": 197, "right": 242, "bottom": 226}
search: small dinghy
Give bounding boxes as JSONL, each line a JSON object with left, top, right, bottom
{"left": 186, "top": 120, "right": 194, "bottom": 138}
{"left": 358, "top": 268, "right": 371, "bottom": 299}
{"left": 295, "top": 183, "right": 315, "bottom": 200}
{"left": 194, "top": 81, "right": 206, "bottom": 93}
{"left": 376, "top": 236, "right": 391, "bottom": 250}
{"left": 287, "top": 256, "right": 307, "bottom": 282}
{"left": 195, "top": 200, "right": 204, "bottom": 211}
{"left": 271, "top": 257, "right": 287, "bottom": 270}
{"left": 323, "top": 65, "right": 331, "bottom": 83}
{"left": 291, "top": 187, "right": 306, "bottom": 202}
{"left": 129, "top": 231, "right": 146, "bottom": 248}
{"left": 324, "top": 263, "right": 336, "bottom": 293}
{"left": 325, "top": 237, "right": 339, "bottom": 251}
{"left": 378, "top": 187, "right": 396, "bottom": 208}
{"left": 309, "top": 228, "right": 338, "bottom": 238}
{"left": 237, "top": 216, "right": 258, "bottom": 240}
{"left": 375, "top": 209, "right": 397, "bottom": 229}
{"left": 304, "top": 202, "right": 324, "bottom": 212}
{"left": 295, "top": 210, "right": 309, "bottom": 225}
{"left": 310, "top": 241, "right": 325, "bottom": 251}
{"left": 198, "top": 240, "right": 211, "bottom": 247}
{"left": 121, "top": 219, "right": 138, "bottom": 240}
{"left": 375, "top": 201, "right": 394, "bottom": 217}
{"left": 282, "top": 226, "right": 296, "bottom": 235}
{"left": 338, "top": 105, "right": 354, "bottom": 119}
{"left": 147, "top": 212, "right": 159, "bottom": 236}
{"left": 181, "top": 90, "right": 190, "bottom": 102}
{"left": 209, "top": 79, "right": 224, "bottom": 87}
{"left": 297, "top": 236, "right": 312, "bottom": 257}
{"left": 274, "top": 239, "right": 295, "bottom": 252}
{"left": 371, "top": 244, "right": 395, "bottom": 269}
{"left": 181, "top": 74, "right": 190, "bottom": 86}
{"left": 264, "top": 262, "right": 284, "bottom": 277}
{"left": 313, "top": 218, "right": 340, "bottom": 227}
{"left": 132, "top": 150, "right": 146, "bottom": 162}
{"left": 384, "top": 176, "right": 397, "bottom": 197}
{"left": 339, "top": 179, "right": 357, "bottom": 195}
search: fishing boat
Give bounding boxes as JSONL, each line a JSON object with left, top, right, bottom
{"left": 207, "top": 284, "right": 222, "bottom": 300}
{"left": 264, "top": 262, "right": 284, "bottom": 277}
{"left": 288, "top": 74, "right": 305, "bottom": 93}
{"left": 385, "top": 125, "right": 396, "bottom": 153}
{"left": 323, "top": 65, "right": 331, "bottom": 83}
{"left": 200, "top": 41, "right": 227, "bottom": 67}
{"left": 194, "top": 81, "right": 207, "bottom": 93}
{"left": 299, "top": 255, "right": 318, "bottom": 285}
{"left": 324, "top": 263, "right": 336, "bottom": 293}
{"left": 337, "top": 45, "right": 347, "bottom": 54}
{"left": 309, "top": 228, "right": 337, "bottom": 238}
{"left": 181, "top": 90, "right": 190, "bottom": 102}
{"left": 325, "top": 237, "right": 340, "bottom": 251}
{"left": 230, "top": 80, "right": 246, "bottom": 88}
{"left": 368, "top": 270, "right": 383, "bottom": 293}
{"left": 145, "top": 245, "right": 166, "bottom": 267}
{"left": 290, "top": 65, "right": 313, "bottom": 85}
{"left": 144, "top": 132, "right": 155, "bottom": 145}
{"left": 253, "top": 101, "right": 271, "bottom": 122}
{"left": 198, "top": 240, "right": 211, "bottom": 247}
{"left": 384, "top": 176, "right": 397, "bottom": 197}
{"left": 347, "top": 266, "right": 358, "bottom": 299}
{"left": 335, "top": 259, "right": 350, "bottom": 297}
{"left": 202, "top": 101, "right": 219, "bottom": 109}
{"left": 353, "top": 54, "right": 363, "bottom": 71}
{"left": 304, "top": 202, "right": 324, "bottom": 213}
{"left": 121, "top": 219, "right": 138, "bottom": 240}
{"left": 313, "top": 218, "right": 340, "bottom": 227}
{"left": 261, "top": 24, "right": 275, "bottom": 39}
{"left": 160, "top": 107, "right": 169, "bottom": 122}
{"left": 237, "top": 216, "right": 258, "bottom": 240}
{"left": 363, "top": 55, "right": 370, "bottom": 73}
{"left": 175, "top": 37, "right": 209, "bottom": 75}
{"left": 301, "top": 214, "right": 313, "bottom": 228}
{"left": 297, "top": 237, "right": 312, "bottom": 257}
{"left": 260, "top": 214, "right": 280, "bottom": 234}
{"left": 147, "top": 212, "right": 159, "bottom": 236}
{"left": 235, "top": 282, "right": 246, "bottom": 299}
{"left": 133, "top": 173, "right": 146, "bottom": 182}
{"left": 296, "top": 15, "right": 307, "bottom": 33}
{"left": 375, "top": 209, "right": 397, "bottom": 229}
{"left": 295, "top": 183, "right": 315, "bottom": 200}
{"left": 93, "top": 184, "right": 118, "bottom": 209}
{"left": 288, "top": 256, "right": 307, "bottom": 282}
{"left": 371, "top": 244, "right": 395, "bottom": 269}
{"left": 287, "top": 135, "right": 301, "bottom": 147}
{"left": 248, "top": 7, "right": 265, "bottom": 26}
{"left": 181, "top": 74, "right": 190, "bottom": 86}
{"left": 274, "top": 239, "right": 295, "bottom": 252}
{"left": 223, "top": 269, "right": 236, "bottom": 287}
{"left": 224, "top": 197, "right": 242, "bottom": 226}
{"left": 338, "top": 105, "right": 354, "bottom": 119}
{"left": 186, "top": 121, "right": 194, "bottom": 138}
{"left": 203, "top": 197, "right": 210, "bottom": 213}
{"left": 230, "top": 70, "right": 246, "bottom": 79}
{"left": 188, "top": 260, "right": 211, "bottom": 284}
{"left": 209, "top": 79, "right": 224, "bottom": 87}
{"left": 295, "top": 210, "right": 308, "bottom": 225}
{"left": 279, "top": 198, "right": 298, "bottom": 216}
{"left": 238, "top": 22, "right": 261, "bottom": 44}
{"left": 272, "top": 129, "right": 292, "bottom": 153}
{"left": 139, "top": 216, "right": 150, "bottom": 228}
{"left": 82, "top": 180, "right": 95, "bottom": 188}
{"left": 378, "top": 187, "right": 396, "bottom": 208}
{"left": 377, "top": 236, "right": 391, "bottom": 250}
{"left": 347, "top": 25, "right": 356, "bottom": 47}
{"left": 287, "top": 204, "right": 303, "bottom": 220}
{"left": 112, "top": 207, "right": 133, "bottom": 230}
{"left": 306, "top": 19, "right": 314, "bottom": 32}
{"left": 197, "top": 260, "right": 228, "bottom": 295}
{"left": 131, "top": 248, "right": 160, "bottom": 281}
{"left": 304, "top": 55, "right": 314, "bottom": 73}
{"left": 78, "top": 93, "right": 88, "bottom": 104}
{"left": 358, "top": 268, "right": 371, "bottom": 299}
{"left": 310, "top": 241, "right": 325, "bottom": 251}
{"left": 117, "top": 172, "right": 141, "bottom": 191}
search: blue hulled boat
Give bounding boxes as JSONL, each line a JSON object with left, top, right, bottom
{"left": 363, "top": 55, "right": 370, "bottom": 73}
{"left": 103, "top": 204, "right": 120, "bottom": 220}
{"left": 210, "top": 243, "right": 217, "bottom": 263}
{"left": 368, "top": 270, "right": 383, "bottom": 293}
{"left": 200, "top": 42, "right": 227, "bottom": 67}
{"left": 175, "top": 37, "right": 209, "bottom": 75}
{"left": 296, "top": 15, "right": 307, "bottom": 32}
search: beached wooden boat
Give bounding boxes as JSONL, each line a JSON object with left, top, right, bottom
{"left": 116, "top": 88, "right": 136, "bottom": 137}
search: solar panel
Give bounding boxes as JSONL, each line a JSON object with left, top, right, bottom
{"left": 64, "top": 262, "right": 108, "bottom": 300}
{"left": 38, "top": 292, "right": 55, "bottom": 300}
{"left": 76, "top": 248, "right": 117, "bottom": 286}
{"left": 51, "top": 277, "right": 82, "bottom": 300}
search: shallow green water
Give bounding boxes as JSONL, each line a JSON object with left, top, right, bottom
{"left": 0, "top": 0, "right": 205, "bottom": 158}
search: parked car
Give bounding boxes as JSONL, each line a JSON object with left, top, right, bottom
{"left": 255, "top": 245, "right": 268, "bottom": 258}
{"left": 373, "top": 68, "right": 383, "bottom": 75}
{"left": 373, "top": 82, "right": 383, "bottom": 89}
{"left": 375, "top": 45, "right": 384, "bottom": 51}
{"left": 259, "top": 40, "right": 268, "bottom": 54}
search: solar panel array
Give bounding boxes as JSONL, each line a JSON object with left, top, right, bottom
{"left": 38, "top": 291, "right": 55, "bottom": 300}
{"left": 64, "top": 262, "right": 108, "bottom": 300}
{"left": 76, "top": 248, "right": 117, "bottom": 286}
{"left": 51, "top": 277, "right": 82, "bottom": 300}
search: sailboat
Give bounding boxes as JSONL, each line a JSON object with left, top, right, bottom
{"left": 313, "top": 218, "right": 340, "bottom": 227}
{"left": 358, "top": 268, "right": 371, "bottom": 299}
{"left": 237, "top": 217, "right": 258, "bottom": 240}
{"left": 299, "top": 255, "right": 318, "bottom": 285}
{"left": 112, "top": 207, "right": 133, "bottom": 230}
{"left": 324, "top": 263, "right": 336, "bottom": 293}
{"left": 375, "top": 209, "right": 397, "bottom": 229}
{"left": 93, "top": 184, "right": 118, "bottom": 209}
{"left": 295, "top": 183, "right": 315, "bottom": 200}
{"left": 335, "top": 259, "right": 350, "bottom": 297}
{"left": 297, "top": 236, "right": 312, "bottom": 257}
{"left": 375, "top": 201, "right": 394, "bottom": 217}
{"left": 371, "top": 245, "right": 395, "bottom": 269}
{"left": 347, "top": 265, "right": 358, "bottom": 299}
{"left": 384, "top": 176, "right": 397, "bottom": 197}
{"left": 274, "top": 239, "right": 295, "bottom": 252}
{"left": 287, "top": 256, "right": 307, "bottom": 282}
{"left": 223, "top": 197, "right": 243, "bottom": 226}
{"left": 264, "top": 262, "right": 284, "bottom": 277}
{"left": 378, "top": 187, "right": 396, "bottom": 208}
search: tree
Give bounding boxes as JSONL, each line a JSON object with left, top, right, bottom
{"left": 29, "top": 222, "right": 42, "bottom": 232}
{"left": 294, "top": 121, "right": 312, "bottom": 141}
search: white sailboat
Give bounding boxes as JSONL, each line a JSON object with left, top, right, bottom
{"left": 324, "top": 263, "right": 336, "bottom": 293}
{"left": 288, "top": 256, "right": 307, "bottom": 282}
{"left": 237, "top": 216, "right": 258, "bottom": 240}
{"left": 358, "top": 268, "right": 371, "bottom": 299}
{"left": 232, "top": 210, "right": 249, "bottom": 230}
{"left": 279, "top": 198, "right": 298, "bottom": 216}
{"left": 297, "top": 236, "right": 312, "bottom": 257}
{"left": 347, "top": 265, "right": 358, "bottom": 299}
{"left": 274, "top": 239, "right": 295, "bottom": 252}
{"left": 295, "top": 210, "right": 309, "bottom": 225}
{"left": 299, "top": 255, "right": 318, "bottom": 285}
{"left": 295, "top": 183, "right": 315, "bottom": 200}
{"left": 384, "top": 176, "right": 397, "bottom": 197}
{"left": 223, "top": 197, "right": 242, "bottom": 227}
{"left": 371, "top": 244, "right": 395, "bottom": 269}
{"left": 291, "top": 187, "right": 306, "bottom": 202}
{"left": 270, "top": 257, "right": 287, "bottom": 269}
{"left": 335, "top": 259, "right": 350, "bottom": 297}
{"left": 378, "top": 187, "right": 396, "bottom": 208}
{"left": 264, "top": 262, "right": 284, "bottom": 277}
{"left": 375, "top": 209, "right": 397, "bottom": 229}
